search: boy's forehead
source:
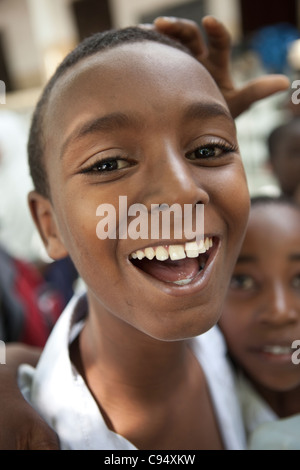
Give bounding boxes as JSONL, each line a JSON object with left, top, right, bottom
{"left": 47, "top": 41, "right": 224, "bottom": 112}
{"left": 67, "top": 40, "right": 206, "bottom": 75}
{"left": 43, "top": 41, "right": 229, "bottom": 161}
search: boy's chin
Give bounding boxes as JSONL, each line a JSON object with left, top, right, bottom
{"left": 131, "top": 304, "right": 222, "bottom": 343}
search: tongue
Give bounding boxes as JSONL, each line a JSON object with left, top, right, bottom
{"left": 134, "top": 257, "right": 200, "bottom": 283}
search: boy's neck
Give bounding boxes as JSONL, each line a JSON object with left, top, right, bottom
{"left": 76, "top": 310, "right": 194, "bottom": 396}
{"left": 70, "top": 322, "right": 223, "bottom": 450}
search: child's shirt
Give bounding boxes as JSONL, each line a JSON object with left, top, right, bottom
{"left": 18, "top": 293, "right": 246, "bottom": 450}
{"left": 248, "top": 414, "right": 300, "bottom": 450}
{"left": 236, "top": 372, "right": 300, "bottom": 450}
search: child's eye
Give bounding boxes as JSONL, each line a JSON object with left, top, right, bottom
{"left": 230, "top": 274, "right": 257, "bottom": 291}
{"left": 186, "top": 143, "right": 236, "bottom": 161}
{"left": 292, "top": 273, "right": 300, "bottom": 290}
{"left": 82, "top": 157, "right": 131, "bottom": 174}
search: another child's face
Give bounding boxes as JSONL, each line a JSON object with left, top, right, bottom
{"left": 271, "top": 122, "right": 300, "bottom": 197}
{"left": 219, "top": 203, "right": 300, "bottom": 392}
{"left": 40, "top": 41, "right": 249, "bottom": 341}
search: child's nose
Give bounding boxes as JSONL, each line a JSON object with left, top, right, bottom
{"left": 259, "top": 282, "right": 299, "bottom": 326}
{"left": 145, "top": 145, "right": 209, "bottom": 207}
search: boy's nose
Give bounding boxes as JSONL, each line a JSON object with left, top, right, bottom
{"left": 259, "top": 282, "right": 299, "bottom": 326}
{"left": 145, "top": 144, "right": 209, "bottom": 207}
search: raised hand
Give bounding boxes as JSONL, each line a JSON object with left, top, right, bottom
{"left": 153, "top": 16, "right": 290, "bottom": 118}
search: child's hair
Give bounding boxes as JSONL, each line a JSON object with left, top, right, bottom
{"left": 250, "top": 194, "right": 300, "bottom": 210}
{"left": 267, "top": 116, "right": 300, "bottom": 162}
{"left": 28, "top": 27, "right": 192, "bottom": 199}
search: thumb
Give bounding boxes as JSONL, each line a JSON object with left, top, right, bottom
{"left": 24, "top": 420, "right": 60, "bottom": 450}
{"left": 229, "top": 75, "right": 290, "bottom": 118}
{"left": 30, "top": 436, "right": 60, "bottom": 451}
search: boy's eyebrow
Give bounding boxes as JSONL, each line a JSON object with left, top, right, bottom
{"left": 60, "top": 112, "right": 137, "bottom": 159}
{"left": 183, "top": 102, "right": 233, "bottom": 123}
{"left": 289, "top": 253, "right": 300, "bottom": 261}
{"left": 60, "top": 102, "right": 233, "bottom": 159}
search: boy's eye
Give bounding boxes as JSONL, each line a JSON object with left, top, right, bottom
{"left": 292, "top": 273, "right": 300, "bottom": 290}
{"left": 186, "top": 143, "right": 235, "bottom": 161}
{"left": 82, "top": 157, "right": 131, "bottom": 173}
{"left": 230, "top": 274, "right": 257, "bottom": 291}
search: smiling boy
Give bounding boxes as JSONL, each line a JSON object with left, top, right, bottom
{"left": 15, "top": 26, "right": 251, "bottom": 450}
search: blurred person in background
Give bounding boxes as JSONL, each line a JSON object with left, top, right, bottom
{"left": 0, "top": 111, "right": 79, "bottom": 341}
{"left": 266, "top": 117, "right": 300, "bottom": 205}
{"left": 0, "top": 241, "right": 63, "bottom": 346}
{"left": 0, "top": 111, "right": 78, "bottom": 345}
{"left": 219, "top": 195, "right": 300, "bottom": 450}
{"left": 0, "top": 110, "right": 39, "bottom": 261}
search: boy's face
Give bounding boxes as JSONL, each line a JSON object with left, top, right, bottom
{"left": 31, "top": 41, "right": 249, "bottom": 341}
{"left": 219, "top": 204, "right": 300, "bottom": 392}
{"left": 271, "top": 122, "right": 300, "bottom": 197}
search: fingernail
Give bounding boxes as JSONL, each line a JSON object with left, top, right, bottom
{"left": 156, "top": 16, "right": 177, "bottom": 22}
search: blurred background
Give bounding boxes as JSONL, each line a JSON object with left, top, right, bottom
{"left": 1, "top": 0, "right": 300, "bottom": 262}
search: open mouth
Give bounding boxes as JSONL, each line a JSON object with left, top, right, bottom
{"left": 129, "top": 237, "right": 215, "bottom": 285}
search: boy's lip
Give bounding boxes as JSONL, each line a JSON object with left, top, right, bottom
{"left": 127, "top": 236, "right": 220, "bottom": 297}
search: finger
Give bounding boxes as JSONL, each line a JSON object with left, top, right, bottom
{"left": 201, "top": 16, "right": 231, "bottom": 67}
{"left": 153, "top": 16, "right": 208, "bottom": 59}
{"left": 229, "top": 75, "right": 290, "bottom": 118}
{"left": 29, "top": 437, "right": 60, "bottom": 451}
{"left": 27, "top": 423, "right": 60, "bottom": 450}
{"left": 138, "top": 23, "right": 154, "bottom": 31}
{"left": 202, "top": 16, "right": 231, "bottom": 50}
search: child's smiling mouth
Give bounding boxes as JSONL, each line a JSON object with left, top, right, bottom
{"left": 129, "top": 237, "right": 215, "bottom": 286}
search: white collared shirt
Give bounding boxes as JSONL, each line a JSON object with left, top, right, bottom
{"left": 18, "top": 293, "right": 246, "bottom": 450}
{"left": 236, "top": 372, "right": 277, "bottom": 439}
{"left": 236, "top": 372, "right": 300, "bottom": 450}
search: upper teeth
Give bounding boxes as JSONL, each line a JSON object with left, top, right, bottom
{"left": 130, "top": 237, "right": 213, "bottom": 261}
{"left": 263, "top": 346, "right": 292, "bottom": 355}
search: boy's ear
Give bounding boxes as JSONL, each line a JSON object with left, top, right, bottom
{"left": 28, "top": 190, "right": 68, "bottom": 260}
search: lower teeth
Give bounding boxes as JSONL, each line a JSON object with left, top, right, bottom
{"left": 172, "top": 262, "right": 205, "bottom": 286}
{"left": 173, "top": 278, "right": 194, "bottom": 286}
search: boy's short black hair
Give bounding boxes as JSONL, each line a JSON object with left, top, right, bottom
{"left": 267, "top": 116, "right": 300, "bottom": 161}
{"left": 250, "top": 194, "right": 300, "bottom": 210}
{"left": 267, "top": 123, "right": 286, "bottom": 159}
{"left": 28, "top": 27, "right": 192, "bottom": 198}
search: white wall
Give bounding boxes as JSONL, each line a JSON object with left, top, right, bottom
{"left": 0, "top": 0, "right": 40, "bottom": 89}
{"left": 204, "top": 0, "right": 242, "bottom": 42}
{"left": 0, "top": 0, "right": 78, "bottom": 90}
{"left": 110, "top": 0, "right": 241, "bottom": 41}
{"left": 110, "top": 0, "right": 191, "bottom": 27}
